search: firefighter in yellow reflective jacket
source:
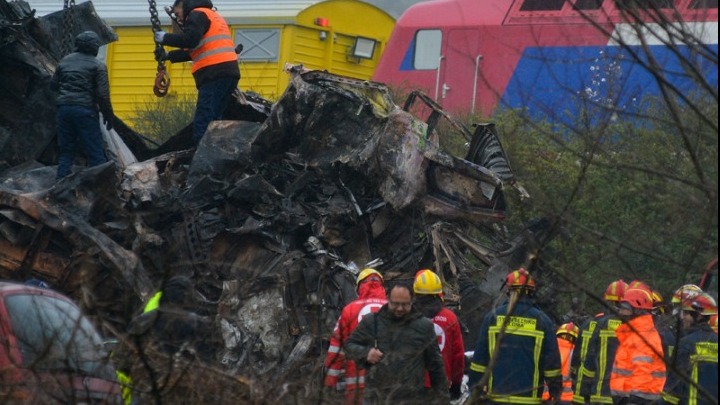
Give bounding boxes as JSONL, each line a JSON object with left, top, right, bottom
{"left": 468, "top": 268, "right": 562, "bottom": 404}
{"left": 571, "top": 312, "right": 604, "bottom": 404}
{"left": 665, "top": 293, "right": 718, "bottom": 405}
{"left": 579, "top": 280, "right": 628, "bottom": 404}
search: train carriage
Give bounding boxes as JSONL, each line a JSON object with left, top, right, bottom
{"left": 372, "top": 0, "right": 718, "bottom": 123}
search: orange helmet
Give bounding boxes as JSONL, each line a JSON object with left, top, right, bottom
{"left": 621, "top": 287, "right": 655, "bottom": 310}
{"left": 603, "top": 280, "right": 628, "bottom": 302}
{"left": 627, "top": 280, "right": 652, "bottom": 292}
{"left": 683, "top": 293, "right": 718, "bottom": 316}
{"left": 710, "top": 314, "right": 718, "bottom": 333}
{"left": 505, "top": 268, "right": 536, "bottom": 291}
{"left": 556, "top": 322, "right": 579, "bottom": 340}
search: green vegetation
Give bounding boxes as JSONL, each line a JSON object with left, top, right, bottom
{"left": 452, "top": 97, "right": 717, "bottom": 313}
{"left": 132, "top": 93, "right": 196, "bottom": 144}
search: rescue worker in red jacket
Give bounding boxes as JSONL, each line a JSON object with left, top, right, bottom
{"left": 545, "top": 322, "right": 580, "bottom": 404}
{"left": 579, "top": 279, "right": 628, "bottom": 404}
{"left": 412, "top": 269, "right": 465, "bottom": 401}
{"left": 610, "top": 286, "right": 667, "bottom": 405}
{"left": 324, "top": 268, "right": 387, "bottom": 405}
{"left": 468, "top": 268, "right": 562, "bottom": 404}
{"left": 153, "top": 0, "right": 240, "bottom": 145}
{"left": 665, "top": 292, "right": 718, "bottom": 405}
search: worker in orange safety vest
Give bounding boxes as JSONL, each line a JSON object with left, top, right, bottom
{"left": 610, "top": 286, "right": 667, "bottom": 405}
{"left": 544, "top": 322, "right": 580, "bottom": 404}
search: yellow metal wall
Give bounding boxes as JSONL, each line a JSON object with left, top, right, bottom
{"left": 104, "top": 1, "right": 394, "bottom": 125}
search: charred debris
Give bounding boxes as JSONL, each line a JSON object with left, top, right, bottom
{"left": 0, "top": 0, "right": 561, "bottom": 394}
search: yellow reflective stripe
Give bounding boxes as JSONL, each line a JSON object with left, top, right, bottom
{"left": 488, "top": 394, "right": 543, "bottom": 404}
{"left": 488, "top": 323, "right": 545, "bottom": 399}
{"left": 590, "top": 394, "right": 615, "bottom": 403}
{"left": 689, "top": 350, "right": 718, "bottom": 405}
{"left": 595, "top": 328, "right": 617, "bottom": 398}
{"left": 662, "top": 391, "right": 680, "bottom": 405}
{"left": 115, "top": 370, "right": 133, "bottom": 405}
{"left": 143, "top": 291, "right": 162, "bottom": 313}
{"left": 544, "top": 369, "right": 561, "bottom": 378}
{"left": 470, "top": 362, "right": 486, "bottom": 372}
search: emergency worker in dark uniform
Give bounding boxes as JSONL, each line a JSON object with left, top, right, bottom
{"left": 154, "top": 0, "right": 240, "bottom": 145}
{"left": 666, "top": 293, "right": 718, "bottom": 405}
{"left": 468, "top": 268, "right": 562, "bottom": 405}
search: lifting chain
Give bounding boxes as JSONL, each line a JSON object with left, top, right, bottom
{"left": 148, "top": 0, "right": 170, "bottom": 97}
{"left": 60, "top": 0, "right": 75, "bottom": 57}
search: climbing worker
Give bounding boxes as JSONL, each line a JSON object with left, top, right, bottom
{"left": 153, "top": 0, "right": 240, "bottom": 145}
{"left": 413, "top": 269, "right": 465, "bottom": 401}
{"left": 324, "top": 268, "right": 387, "bottom": 405}
{"left": 544, "top": 322, "right": 579, "bottom": 404}
{"left": 665, "top": 292, "right": 718, "bottom": 405}
{"left": 468, "top": 268, "right": 562, "bottom": 404}
{"left": 51, "top": 30, "right": 114, "bottom": 180}
{"left": 610, "top": 286, "right": 667, "bottom": 405}
{"left": 578, "top": 279, "right": 628, "bottom": 404}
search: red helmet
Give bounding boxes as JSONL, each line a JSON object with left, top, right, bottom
{"left": 628, "top": 280, "right": 652, "bottom": 292}
{"left": 621, "top": 287, "right": 655, "bottom": 310}
{"left": 671, "top": 284, "right": 703, "bottom": 305}
{"left": 505, "top": 268, "right": 536, "bottom": 291}
{"left": 603, "top": 280, "right": 628, "bottom": 302}
{"left": 683, "top": 293, "right": 718, "bottom": 316}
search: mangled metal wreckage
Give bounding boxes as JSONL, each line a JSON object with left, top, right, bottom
{"left": 0, "top": 0, "right": 557, "bottom": 399}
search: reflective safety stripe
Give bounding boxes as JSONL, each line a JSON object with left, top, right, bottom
{"left": 116, "top": 370, "right": 133, "bottom": 405}
{"left": 188, "top": 8, "right": 238, "bottom": 73}
{"left": 590, "top": 394, "right": 615, "bottom": 403}
{"left": 489, "top": 394, "right": 543, "bottom": 404}
{"left": 632, "top": 355, "right": 654, "bottom": 363}
{"left": 689, "top": 349, "right": 718, "bottom": 405}
{"left": 488, "top": 319, "right": 545, "bottom": 401}
{"left": 544, "top": 369, "right": 561, "bottom": 378}
{"left": 574, "top": 320, "right": 597, "bottom": 399}
{"left": 595, "top": 327, "right": 619, "bottom": 400}
{"left": 143, "top": 291, "right": 162, "bottom": 313}
{"left": 345, "top": 376, "right": 365, "bottom": 384}
{"left": 650, "top": 371, "right": 666, "bottom": 378}
{"left": 612, "top": 367, "right": 633, "bottom": 376}
{"left": 327, "top": 346, "right": 340, "bottom": 354}
{"left": 662, "top": 391, "right": 680, "bottom": 405}
{"left": 326, "top": 369, "right": 342, "bottom": 377}
{"left": 470, "top": 362, "right": 486, "bottom": 372}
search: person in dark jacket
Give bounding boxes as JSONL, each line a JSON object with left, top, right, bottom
{"left": 51, "top": 30, "right": 113, "bottom": 180}
{"left": 468, "top": 268, "right": 563, "bottom": 405}
{"left": 666, "top": 293, "right": 718, "bottom": 405}
{"left": 154, "top": 0, "right": 240, "bottom": 145}
{"left": 344, "top": 283, "right": 450, "bottom": 405}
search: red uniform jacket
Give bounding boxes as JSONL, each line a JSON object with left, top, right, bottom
{"left": 424, "top": 307, "right": 465, "bottom": 388}
{"left": 324, "top": 281, "right": 386, "bottom": 404}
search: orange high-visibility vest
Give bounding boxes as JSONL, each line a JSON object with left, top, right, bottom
{"left": 610, "top": 314, "right": 666, "bottom": 401}
{"left": 188, "top": 8, "right": 237, "bottom": 73}
{"left": 544, "top": 337, "right": 574, "bottom": 403}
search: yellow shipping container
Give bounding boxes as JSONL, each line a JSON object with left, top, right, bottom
{"left": 100, "top": 0, "right": 394, "bottom": 127}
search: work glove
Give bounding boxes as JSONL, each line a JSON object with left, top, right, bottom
{"left": 449, "top": 383, "right": 462, "bottom": 400}
{"left": 154, "top": 46, "right": 167, "bottom": 62}
{"left": 154, "top": 30, "right": 167, "bottom": 44}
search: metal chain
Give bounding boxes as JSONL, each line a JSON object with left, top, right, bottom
{"left": 60, "top": 0, "right": 76, "bottom": 57}
{"left": 148, "top": 0, "right": 170, "bottom": 96}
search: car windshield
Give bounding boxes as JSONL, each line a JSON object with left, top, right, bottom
{"left": 4, "top": 293, "right": 113, "bottom": 378}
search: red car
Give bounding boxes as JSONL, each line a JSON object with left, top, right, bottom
{"left": 0, "top": 282, "right": 122, "bottom": 404}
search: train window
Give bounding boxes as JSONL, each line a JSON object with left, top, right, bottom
{"left": 573, "top": 0, "right": 604, "bottom": 10}
{"left": 519, "top": 0, "right": 566, "bottom": 11}
{"left": 614, "top": 0, "right": 674, "bottom": 9}
{"left": 414, "top": 30, "right": 442, "bottom": 70}
{"left": 235, "top": 29, "right": 280, "bottom": 62}
{"left": 689, "top": 0, "right": 718, "bottom": 8}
